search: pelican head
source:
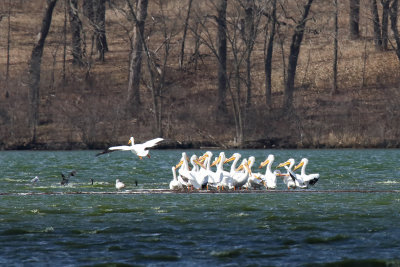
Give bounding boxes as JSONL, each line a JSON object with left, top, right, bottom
{"left": 294, "top": 158, "right": 308, "bottom": 171}
{"left": 277, "top": 158, "right": 295, "bottom": 169}
{"left": 128, "top": 137, "right": 135, "bottom": 145}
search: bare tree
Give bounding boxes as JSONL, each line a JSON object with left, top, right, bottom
{"left": 68, "top": 0, "right": 84, "bottom": 65}
{"left": 179, "top": 0, "right": 193, "bottom": 69}
{"left": 83, "top": 0, "right": 108, "bottom": 61}
{"left": 389, "top": 0, "right": 400, "bottom": 61}
{"left": 264, "top": 0, "right": 277, "bottom": 108}
{"left": 371, "top": 0, "right": 382, "bottom": 49}
{"left": 6, "top": 0, "right": 12, "bottom": 83}
{"left": 126, "top": 0, "right": 148, "bottom": 114}
{"left": 284, "top": 0, "right": 314, "bottom": 110}
{"left": 349, "top": 0, "right": 360, "bottom": 39}
{"left": 28, "top": 0, "right": 58, "bottom": 143}
{"left": 332, "top": 0, "right": 338, "bottom": 95}
{"left": 371, "top": 0, "right": 391, "bottom": 50}
{"left": 216, "top": 0, "right": 228, "bottom": 118}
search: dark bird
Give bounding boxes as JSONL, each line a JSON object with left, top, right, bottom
{"left": 90, "top": 178, "right": 94, "bottom": 185}
{"left": 61, "top": 171, "right": 76, "bottom": 185}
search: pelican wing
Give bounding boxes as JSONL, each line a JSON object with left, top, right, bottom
{"left": 96, "top": 145, "right": 131, "bottom": 156}
{"left": 141, "top": 138, "right": 164, "bottom": 148}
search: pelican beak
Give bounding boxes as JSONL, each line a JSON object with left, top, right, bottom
{"left": 277, "top": 161, "right": 290, "bottom": 168}
{"left": 293, "top": 161, "right": 304, "bottom": 171}
{"left": 175, "top": 160, "right": 183, "bottom": 169}
{"left": 259, "top": 159, "right": 270, "bottom": 169}
{"left": 128, "top": 139, "right": 132, "bottom": 145}
{"left": 224, "top": 156, "right": 235, "bottom": 164}
{"left": 198, "top": 154, "right": 208, "bottom": 162}
{"left": 211, "top": 156, "right": 220, "bottom": 167}
{"left": 194, "top": 159, "right": 206, "bottom": 169}
{"left": 236, "top": 164, "right": 244, "bottom": 171}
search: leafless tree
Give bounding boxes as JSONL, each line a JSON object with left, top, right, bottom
{"left": 83, "top": 0, "right": 108, "bottom": 61}
{"left": 68, "top": 0, "right": 84, "bottom": 65}
{"left": 216, "top": 0, "right": 228, "bottom": 118}
{"left": 332, "top": 0, "right": 338, "bottom": 95}
{"left": 179, "top": 0, "right": 193, "bottom": 70}
{"left": 284, "top": 0, "right": 314, "bottom": 110}
{"left": 126, "top": 0, "right": 148, "bottom": 113}
{"left": 389, "top": 0, "right": 400, "bottom": 61}
{"left": 349, "top": 0, "right": 360, "bottom": 39}
{"left": 263, "top": 0, "right": 277, "bottom": 108}
{"left": 28, "top": 0, "right": 58, "bottom": 143}
{"left": 371, "top": 0, "right": 391, "bottom": 50}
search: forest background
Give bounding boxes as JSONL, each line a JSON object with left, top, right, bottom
{"left": 1, "top": 0, "right": 400, "bottom": 150}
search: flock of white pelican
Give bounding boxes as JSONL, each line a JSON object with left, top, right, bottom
{"left": 170, "top": 151, "right": 319, "bottom": 191}
{"left": 95, "top": 136, "right": 320, "bottom": 191}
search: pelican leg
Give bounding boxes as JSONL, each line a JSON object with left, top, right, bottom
{"left": 139, "top": 156, "right": 143, "bottom": 160}
{"left": 147, "top": 154, "right": 151, "bottom": 158}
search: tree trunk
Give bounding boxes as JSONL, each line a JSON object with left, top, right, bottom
{"left": 28, "top": 0, "right": 58, "bottom": 143}
{"left": 127, "top": 0, "right": 148, "bottom": 113}
{"left": 179, "top": 0, "right": 193, "bottom": 69}
{"left": 94, "top": 0, "right": 108, "bottom": 61}
{"left": 371, "top": 0, "right": 382, "bottom": 49}
{"left": 264, "top": 0, "right": 276, "bottom": 108}
{"left": 332, "top": 0, "right": 338, "bottom": 95}
{"left": 216, "top": 0, "right": 228, "bottom": 119}
{"left": 83, "top": 0, "right": 108, "bottom": 61}
{"left": 244, "top": 0, "right": 254, "bottom": 111}
{"left": 349, "top": 0, "right": 360, "bottom": 39}
{"left": 381, "top": 0, "right": 390, "bottom": 50}
{"left": 390, "top": 0, "right": 400, "bottom": 61}
{"left": 68, "top": 0, "right": 83, "bottom": 65}
{"left": 284, "top": 0, "right": 313, "bottom": 110}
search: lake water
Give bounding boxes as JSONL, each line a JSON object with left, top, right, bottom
{"left": 1, "top": 149, "right": 400, "bottom": 266}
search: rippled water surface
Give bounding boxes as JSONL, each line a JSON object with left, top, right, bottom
{"left": 1, "top": 149, "right": 400, "bottom": 266}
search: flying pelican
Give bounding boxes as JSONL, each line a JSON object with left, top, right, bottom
{"left": 96, "top": 137, "right": 164, "bottom": 159}
{"left": 276, "top": 159, "right": 297, "bottom": 189}
{"left": 115, "top": 179, "right": 125, "bottom": 190}
{"left": 293, "top": 158, "right": 320, "bottom": 188}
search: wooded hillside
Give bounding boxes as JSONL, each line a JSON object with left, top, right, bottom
{"left": 1, "top": 0, "right": 400, "bottom": 149}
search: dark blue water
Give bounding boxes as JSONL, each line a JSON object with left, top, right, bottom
{"left": 1, "top": 149, "right": 400, "bottom": 266}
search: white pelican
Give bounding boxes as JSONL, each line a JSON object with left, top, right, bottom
{"left": 293, "top": 158, "right": 320, "bottom": 188}
{"left": 211, "top": 152, "right": 233, "bottom": 190}
{"left": 224, "top": 153, "right": 242, "bottom": 176}
{"left": 176, "top": 153, "right": 203, "bottom": 189}
{"left": 115, "top": 179, "right": 125, "bottom": 190}
{"left": 276, "top": 158, "right": 297, "bottom": 189}
{"left": 258, "top": 154, "right": 278, "bottom": 189}
{"left": 198, "top": 151, "right": 214, "bottom": 189}
{"left": 175, "top": 152, "right": 191, "bottom": 188}
{"left": 31, "top": 176, "right": 39, "bottom": 184}
{"left": 232, "top": 159, "right": 252, "bottom": 189}
{"left": 244, "top": 156, "right": 264, "bottom": 189}
{"left": 96, "top": 137, "right": 163, "bottom": 159}
{"left": 170, "top": 166, "right": 182, "bottom": 190}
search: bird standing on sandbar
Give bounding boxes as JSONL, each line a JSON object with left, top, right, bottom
{"left": 96, "top": 137, "right": 164, "bottom": 159}
{"left": 115, "top": 179, "right": 125, "bottom": 190}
